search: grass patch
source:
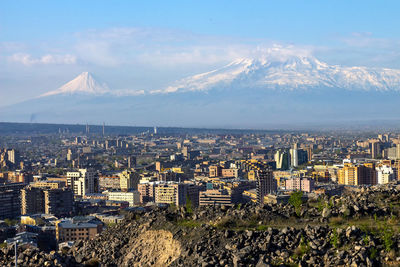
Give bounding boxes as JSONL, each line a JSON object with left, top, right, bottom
{"left": 257, "top": 225, "right": 268, "bottom": 231}
{"left": 177, "top": 219, "right": 201, "bottom": 228}
{"left": 292, "top": 235, "right": 310, "bottom": 260}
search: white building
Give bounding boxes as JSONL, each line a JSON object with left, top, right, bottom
{"left": 67, "top": 169, "right": 99, "bottom": 197}
{"left": 290, "top": 148, "right": 298, "bottom": 167}
{"left": 107, "top": 191, "right": 140, "bottom": 207}
{"left": 376, "top": 165, "right": 394, "bottom": 184}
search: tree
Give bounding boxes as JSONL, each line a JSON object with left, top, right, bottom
{"left": 289, "top": 191, "right": 303, "bottom": 216}
{"left": 186, "top": 196, "right": 193, "bottom": 215}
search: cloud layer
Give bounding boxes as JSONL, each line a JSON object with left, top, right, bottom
{"left": 9, "top": 53, "right": 77, "bottom": 66}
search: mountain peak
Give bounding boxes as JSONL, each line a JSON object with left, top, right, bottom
{"left": 152, "top": 54, "right": 400, "bottom": 93}
{"left": 41, "top": 72, "right": 110, "bottom": 97}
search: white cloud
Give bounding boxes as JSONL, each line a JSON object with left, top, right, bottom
{"left": 9, "top": 53, "right": 77, "bottom": 66}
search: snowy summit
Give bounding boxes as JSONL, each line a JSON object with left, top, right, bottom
{"left": 153, "top": 53, "right": 400, "bottom": 93}
{"left": 41, "top": 72, "right": 110, "bottom": 97}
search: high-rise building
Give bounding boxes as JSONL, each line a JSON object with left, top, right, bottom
{"left": 155, "top": 183, "right": 187, "bottom": 206}
{"left": 127, "top": 156, "right": 136, "bottom": 168}
{"left": 274, "top": 150, "right": 290, "bottom": 170}
{"left": 297, "top": 149, "right": 308, "bottom": 165}
{"left": 240, "top": 160, "right": 276, "bottom": 206}
{"left": 306, "top": 146, "right": 313, "bottom": 162}
{"left": 376, "top": 165, "right": 394, "bottom": 184}
{"left": 21, "top": 186, "right": 73, "bottom": 216}
{"left": 21, "top": 187, "right": 44, "bottom": 215}
{"left": 138, "top": 182, "right": 156, "bottom": 203}
{"left": 7, "top": 149, "right": 20, "bottom": 165}
{"left": 119, "top": 170, "right": 140, "bottom": 191}
{"left": 0, "top": 183, "right": 24, "bottom": 219}
{"left": 67, "top": 169, "right": 99, "bottom": 197}
{"left": 338, "top": 163, "right": 377, "bottom": 185}
{"left": 256, "top": 170, "right": 276, "bottom": 206}
{"left": 209, "top": 165, "right": 222, "bottom": 177}
{"left": 371, "top": 142, "right": 381, "bottom": 159}
{"left": 290, "top": 145, "right": 298, "bottom": 168}
{"left": 154, "top": 183, "right": 200, "bottom": 207}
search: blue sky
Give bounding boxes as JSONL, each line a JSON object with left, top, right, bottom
{"left": 1, "top": 1, "right": 400, "bottom": 106}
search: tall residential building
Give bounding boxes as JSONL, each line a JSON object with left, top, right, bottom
{"left": 0, "top": 183, "right": 24, "bottom": 219}
{"left": 21, "top": 187, "right": 44, "bottom": 215}
{"left": 44, "top": 188, "right": 74, "bottom": 216}
{"left": 21, "top": 186, "right": 73, "bottom": 216}
{"left": 240, "top": 160, "right": 277, "bottom": 206}
{"left": 338, "top": 163, "right": 376, "bottom": 185}
{"left": 7, "top": 149, "right": 20, "bottom": 165}
{"left": 155, "top": 183, "right": 187, "bottom": 206}
{"left": 119, "top": 170, "right": 140, "bottom": 191}
{"left": 138, "top": 182, "right": 156, "bottom": 203}
{"left": 154, "top": 183, "right": 200, "bottom": 207}
{"left": 306, "top": 146, "right": 313, "bottom": 162}
{"left": 371, "top": 142, "right": 381, "bottom": 159}
{"left": 209, "top": 165, "right": 221, "bottom": 177}
{"left": 67, "top": 169, "right": 99, "bottom": 197}
{"left": 376, "top": 165, "right": 394, "bottom": 184}
{"left": 256, "top": 170, "right": 276, "bottom": 206}
{"left": 127, "top": 156, "right": 136, "bottom": 168}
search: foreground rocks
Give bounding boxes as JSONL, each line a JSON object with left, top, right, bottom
{"left": 2, "top": 183, "right": 400, "bottom": 266}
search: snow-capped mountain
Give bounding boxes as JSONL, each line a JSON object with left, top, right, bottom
{"left": 3, "top": 53, "right": 400, "bottom": 127}
{"left": 154, "top": 54, "right": 400, "bottom": 93}
{"left": 41, "top": 72, "right": 110, "bottom": 97}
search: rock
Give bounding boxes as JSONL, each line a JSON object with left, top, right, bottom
{"left": 322, "top": 207, "right": 331, "bottom": 218}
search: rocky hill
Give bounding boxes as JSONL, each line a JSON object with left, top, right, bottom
{"left": 2, "top": 184, "right": 400, "bottom": 266}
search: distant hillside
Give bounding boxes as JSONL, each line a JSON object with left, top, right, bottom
{"left": 0, "top": 122, "right": 285, "bottom": 136}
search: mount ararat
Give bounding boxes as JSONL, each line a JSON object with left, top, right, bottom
{"left": 2, "top": 53, "right": 400, "bottom": 128}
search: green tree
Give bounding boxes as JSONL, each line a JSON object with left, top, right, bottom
{"left": 289, "top": 191, "right": 303, "bottom": 216}
{"left": 186, "top": 196, "right": 193, "bottom": 215}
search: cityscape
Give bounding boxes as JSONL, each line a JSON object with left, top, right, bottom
{"left": 2, "top": 1, "right": 400, "bottom": 266}
{"left": 0, "top": 124, "right": 399, "bottom": 265}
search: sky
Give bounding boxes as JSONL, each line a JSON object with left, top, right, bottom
{"left": 1, "top": 0, "right": 400, "bottom": 107}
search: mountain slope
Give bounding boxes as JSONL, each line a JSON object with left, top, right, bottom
{"left": 154, "top": 54, "right": 400, "bottom": 93}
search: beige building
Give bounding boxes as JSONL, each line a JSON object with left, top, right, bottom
{"left": 56, "top": 220, "right": 102, "bottom": 242}
{"left": 107, "top": 191, "right": 140, "bottom": 207}
{"left": 199, "top": 189, "right": 233, "bottom": 206}
{"left": 119, "top": 170, "right": 140, "bottom": 191}
{"left": 30, "top": 180, "right": 65, "bottom": 189}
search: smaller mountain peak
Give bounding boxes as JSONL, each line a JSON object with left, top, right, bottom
{"left": 40, "top": 72, "right": 110, "bottom": 97}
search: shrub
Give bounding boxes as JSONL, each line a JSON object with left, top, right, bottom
{"left": 382, "top": 226, "right": 394, "bottom": 252}
{"left": 369, "top": 247, "right": 378, "bottom": 260}
{"left": 185, "top": 196, "right": 193, "bottom": 215}
{"left": 330, "top": 228, "right": 340, "bottom": 249}
{"left": 289, "top": 191, "right": 303, "bottom": 217}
